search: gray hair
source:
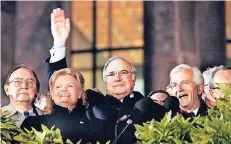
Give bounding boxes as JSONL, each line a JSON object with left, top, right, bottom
{"left": 102, "top": 56, "right": 136, "bottom": 82}
{"left": 210, "top": 65, "right": 226, "bottom": 87}
{"left": 169, "top": 64, "right": 203, "bottom": 85}
{"left": 202, "top": 65, "right": 224, "bottom": 86}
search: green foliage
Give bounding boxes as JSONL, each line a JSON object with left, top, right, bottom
{"left": 0, "top": 109, "right": 71, "bottom": 144}
{"left": 135, "top": 84, "right": 231, "bottom": 144}
{"left": 190, "top": 84, "right": 231, "bottom": 144}
{"left": 14, "top": 125, "right": 66, "bottom": 144}
{"left": 135, "top": 113, "right": 196, "bottom": 144}
{"left": 1, "top": 110, "right": 20, "bottom": 144}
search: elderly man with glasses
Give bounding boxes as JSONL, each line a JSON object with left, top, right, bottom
{"left": 2, "top": 65, "right": 42, "bottom": 126}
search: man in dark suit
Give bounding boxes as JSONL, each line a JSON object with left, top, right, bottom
{"left": 168, "top": 64, "right": 208, "bottom": 118}
{"left": 46, "top": 8, "right": 144, "bottom": 144}
{"left": 2, "top": 65, "right": 42, "bottom": 127}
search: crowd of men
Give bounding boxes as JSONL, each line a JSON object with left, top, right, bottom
{"left": 2, "top": 8, "right": 231, "bottom": 144}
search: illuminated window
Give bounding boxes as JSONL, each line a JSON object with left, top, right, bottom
{"left": 226, "top": 1, "right": 231, "bottom": 65}
{"left": 70, "top": 1, "right": 144, "bottom": 94}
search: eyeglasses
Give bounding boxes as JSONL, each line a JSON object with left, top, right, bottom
{"left": 105, "top": 70, "right": 133, "bottom": 81}
{"left": 7, "top": 78, "right": 36, "bottom": 88}
{"left": 210, "top": 83, "right": 231, "bottom": 93}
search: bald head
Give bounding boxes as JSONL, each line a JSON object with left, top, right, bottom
{"left": 213, "top": 69, "right": 231, "bottom": 84}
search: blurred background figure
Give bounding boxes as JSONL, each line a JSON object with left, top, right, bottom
{"left": 209, "top": 66, "right": 231, "bottom": 100}
{"left": 202, "top": 66, "right": 223, "bottom": 108}
{"left": 34, "top": 92, "right": 53, "bottom": 115}
{"left": 148, "top": 89, "right": 169, "bottom": 106}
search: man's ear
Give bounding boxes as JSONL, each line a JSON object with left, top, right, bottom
{"left": 4, "top": 84, "right": 9, "bottom": 96}
{"left": 197, "top": 84, "right": 204, "bottom": 95}
{"left": 132, "top": 73, "right": 136, "bottom": 80}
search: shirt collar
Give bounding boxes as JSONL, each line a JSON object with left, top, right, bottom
{"left": 120, "top": 92, "right": 134, "bottom": 102}
{"left": 192, "top": 107, "right": 199, "bottom": 116}
{"left": 13, "top": 105, "right": 35, "bottom": 116}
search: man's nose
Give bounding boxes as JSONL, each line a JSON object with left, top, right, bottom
{"left": 176, "top": 83, "right": 184, "bottom": 92}
{"left": 20, "top": 81, "right": 29, "bottom": 89}
{"left": 114, "top": 73, "right": 122, "bottom": 81}
{"left": 177, "top": 83, "right": 183, "bottom": 90}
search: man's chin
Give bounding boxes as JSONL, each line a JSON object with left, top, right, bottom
{"left": 112, "top": 91, "right": 129, "bottom": 98}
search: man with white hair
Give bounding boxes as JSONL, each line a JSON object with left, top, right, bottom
{"left": 202, "top": 66, "right": 223, "bottom": 108}
{"left": 209, "top": 66, "right": 231, "bottom": 100}
{"left": 169, "top": 64, "right": 208, "bottom": 117}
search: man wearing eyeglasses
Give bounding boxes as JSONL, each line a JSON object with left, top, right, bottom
{"left": 209, "top": 66, "right": 231, "bottom": 101}
{"left": 101, "top": 56, "right": 144, "bottom": 144}
{"left": 169, "top": 64, "right": 208, "bottom": 118}
{"left": 2, "top": 65, "right": 41, "bottom": 126}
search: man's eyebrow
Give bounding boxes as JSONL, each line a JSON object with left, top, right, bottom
{"left": 10, "top": 77, "right": 36, "bottom": 81}
{"left": 9, "top": 77, "right": 21, "bottom": 81}
{"left": 27, "top": 78, "right": 36, "bottom": 81}
{"left": 120, "top": 70, "right": 129, "bottom": 72}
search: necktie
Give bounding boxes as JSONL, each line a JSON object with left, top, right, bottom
{"left": 189, "top": 112, "right": 195, "bottom": 117}
{"left": 23, "top": 111, "right": 30, "bottom": 117}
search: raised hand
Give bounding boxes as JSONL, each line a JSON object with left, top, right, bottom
{"left": 51, "top": 8, "right": 70, "bottom": 47}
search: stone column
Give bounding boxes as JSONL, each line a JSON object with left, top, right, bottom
{"left": 143, "top": 1, "right": 225, "bottom": 95}
{"left": 1, "top": 2, "right": 16, "bottom": 106}
{"left": 195, "top": 1, "right": 226, "bottom": 71}
{"left": 144, "top": 1, "right": 176, "bottom": 95}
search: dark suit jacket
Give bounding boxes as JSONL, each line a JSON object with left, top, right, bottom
{"left": 181, "top": 99, "right": 209, "bottom": 119}
{"left": 21, "top": 104, "right": 113, "bottom": 144}
{"left": 103, "top": 92, "right": 144, "bottom": 144}
{"left": 196, "top": 98, "right": 209, "bottom": 117}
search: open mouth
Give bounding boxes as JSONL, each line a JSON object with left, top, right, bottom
{"left": 178, "top": 94, "right": 187, "bottom": 99}
{"left": 18, "top": 93, "right": 28, "bottom": 96}
{"left": 60, "top": 94, "right": 70, "bottom": 97}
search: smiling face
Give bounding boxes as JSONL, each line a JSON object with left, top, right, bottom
{"left": 4, "top": 68, "right": 38, "bottom": 109}
{"left": 51, "top": 75, "right": 82, "bottom": 110}
{"left": 105, "top": 59, "right": 136, "bottom": 100}
{"left": 170, "top": 68, "right": 202, "bottom": 112}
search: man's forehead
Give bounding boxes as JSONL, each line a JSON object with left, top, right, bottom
{"left": 106, "top": 59, "right": 131, "bottom": 72}
{"left": 213, "top": 70, "right": 231, "bottom": 83}
{"left": 152, "top": 93, "right": 168, "bottom": 98}
{"left": 9, "top": 68, "right": 35, "bottom": 80}
{"left": 171, "top": 68, "right": 194, "bottom": 82}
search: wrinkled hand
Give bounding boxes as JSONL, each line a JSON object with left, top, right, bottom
{"left": 51, "top": 8, "right": 70, "bottom": 47}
